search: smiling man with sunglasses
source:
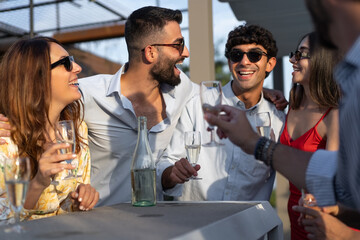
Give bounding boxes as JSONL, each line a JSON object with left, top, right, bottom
{"left": 158, "top": 24, "right": 285, "bottom": 203}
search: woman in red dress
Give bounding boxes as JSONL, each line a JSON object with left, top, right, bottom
{"left": 279, "top": 32, "right": 341, "bottom": 239}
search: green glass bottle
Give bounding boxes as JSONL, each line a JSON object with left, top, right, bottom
{"left": 131, "top": 116, "right": 156, "bottom": 207}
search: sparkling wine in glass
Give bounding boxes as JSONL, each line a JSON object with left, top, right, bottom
{"left": 55, "top": 120, "right": 77, "bottom": 179}
{"left": 200, "top": 81, "right": 223, "bottom": 146}
{"left": 184, "top": 131, "right": 202, "bottom": 180}
{"left": 4, "top": 156, "right": 31, "bottom": 233}
{"left": 255, "top": 112, "right": 271, "bottom": 139}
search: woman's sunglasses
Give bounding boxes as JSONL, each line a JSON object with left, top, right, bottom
{"left": 289, "top": 51, "right": 310, "bottom": 61}
{"left": 229, "top": 49, "right": 268, "bottom": 63}
{"left": 51, "top": 56, "right": 74, "bottom": 72}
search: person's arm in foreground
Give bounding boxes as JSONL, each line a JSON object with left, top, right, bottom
{"left": 204, "top": 104, "right": 312, "bottom": 189}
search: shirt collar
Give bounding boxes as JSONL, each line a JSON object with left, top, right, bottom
{"left": 106, "top": 63, "right": 177, "bottom": 98}
{"left": 223, "top": 80, "right": 264, "bottom": 112}
{"left": 106, "top": 64, "right": 126, "bottom": 97}
{"left": 334, "top": 36, "right": 360, "bottom": 84}
{"left": 344, "top": 35, "right": 360, "bottom": 67}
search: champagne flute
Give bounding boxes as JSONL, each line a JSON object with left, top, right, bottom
{"left": 301, "top": 189, "right": 321, "bottom": 219}
{"left": 255, "top": 112, "right": 271, "bottom": 139}
{"left": 200, "top": 81, "right": 223, "bottom": 146}
{"left": 4, "top": 156, "right": 31, "bottom": 233}
{"left": 55, "top": 120, "right": 77, "bottom": 179}
{"left": 184, "top": 131, "right": 201, "bottom": 180}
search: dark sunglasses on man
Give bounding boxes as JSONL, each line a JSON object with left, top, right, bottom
{"left": 51, "top": 56, "right": 74, "bottom": 72}
{"left": 289, "top": 51, "right": 310, "bottom": 61}
{"left": 142, "top": 38, "right": 185, "bottom": 55}
{"left": 229, "top": 49, "right": 268, "bottom": 63}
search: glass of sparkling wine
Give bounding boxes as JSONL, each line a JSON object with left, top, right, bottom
{"left": 184, "top": 131, "right": 202, "bottom": 180}
{"left": 255, "top": 112, "right": 271, "bottom": 139}
{"left": 55, "top": 120, "right": 77, "bottom": 179}
{"left": 200, "top": 81, "right": 223, "bottom": 146}
{"left": 301, "top": 189, "right": 321, "bottom": 219}
{"left": 4, "top": 156, "right": 31, "bottom": 233}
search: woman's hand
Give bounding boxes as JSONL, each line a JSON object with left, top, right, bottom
{"left": 32, "top": 143, "right": 76, "bottom": 189}
{"left": 70, "top": 184, "right": 99, "bottom": 211}
{"left": 0, "top": 114, "right": 11, "bottom": 144}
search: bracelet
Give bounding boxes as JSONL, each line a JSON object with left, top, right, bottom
{"left": 261, "top": 139, "right": 271, "bottom": 163}
{"left": 267, "top": 142, "right": 279, "bottom": 167}
{"left": 254, "top": 137, "right": 267, "bottom": 160}
{"left": 253, "top": 136, "right": 278, "bottom": 167}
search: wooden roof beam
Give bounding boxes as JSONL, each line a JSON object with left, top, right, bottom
{"left": 52, "top": 22, "right": 125, "bottom": 44}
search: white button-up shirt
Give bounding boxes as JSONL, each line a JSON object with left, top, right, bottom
{"left": 79, "top": 64, "right": 197, "bottom": 206}
{"left": 157, "top": 81, "right": 285, "bottom": 201}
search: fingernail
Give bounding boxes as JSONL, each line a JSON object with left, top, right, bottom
{"left": 79, "top": 206, "right": 84, "bottom": 210}
{"left": 72, "top": 154, "right": 77, "bottom": 158}
{"left": 74, "top": 192, "right": 79, "bottom": 198}
{"left": 86, "top": 208, "right": 89, "bottom": 211}
{"left": 78, "top": 197, "right": 82, "bottom": 202}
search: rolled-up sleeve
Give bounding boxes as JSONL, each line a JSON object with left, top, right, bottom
{"left": 306, "top": 150, "right": 338, "bottom": 207}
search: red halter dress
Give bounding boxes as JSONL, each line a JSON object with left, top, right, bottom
{"left": 279, "top": 108, "right": 332, "bottom": 240}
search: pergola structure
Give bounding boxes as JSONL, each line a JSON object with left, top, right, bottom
{"left": 0, "top": 0, "right": 129, "bottom": 51}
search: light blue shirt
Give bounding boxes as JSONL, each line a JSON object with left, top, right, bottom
{"left": 306, "top": 36, "right": 360, "bottom": 210}
{"left": 157, "top": 81, "right": 285, "bottom": 201}
{"left": 79, "top": 64, "right": 197, "bottom": 206}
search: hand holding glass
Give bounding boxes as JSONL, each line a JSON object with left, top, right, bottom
{"left": 184, "top": 131, "right": 201, "bottom": 180}
{"left": 255, "top": 112, "right": 271, "bottom": 139}
{"left": 4, "top": 156, "right": 31, "bottom": 233}
{"left": 301, "top": 189, "right": 321, "bottom": 219}
{"left": 200, "top": 81, "right": 223, "bottom": 146}
{"left": 55, "top": 120, "right": 77, "bottom": 179}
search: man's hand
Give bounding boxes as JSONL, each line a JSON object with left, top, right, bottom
{"left": 161, "top": 158, "right": 200, "bottom": 190}
{"left": 70, "top": 183, "right": 99, "bottom": 211}
{"left": 263, "top": 88, "right": 288, "bottom": 111}
{"left": 293, "top": 205, "right": 358, "bottom": 240}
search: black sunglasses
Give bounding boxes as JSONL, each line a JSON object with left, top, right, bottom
{"left": 142, "top": 38, "right": 185, "bottom": 55}
{"left": 289, "top": 51, "right": 310, "bottom": 61}
{"left": 51, "top": 56, "right": 74, "bottom": 72}
{"left": 229, "top": 49, "right": 268, "bottom": 63}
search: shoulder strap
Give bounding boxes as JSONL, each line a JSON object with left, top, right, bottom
{"left": 314, "top": 107, "right": 333, "bottom": 127}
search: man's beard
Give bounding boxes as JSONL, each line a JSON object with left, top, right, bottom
{"left": 150, "top": 55, "right": 182, "bottom": 87}
{"left": 305, "top": 0, "right": 338, "bottom": 50}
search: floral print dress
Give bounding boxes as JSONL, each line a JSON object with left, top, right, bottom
{"left": 0, "top": 122, "right": 91, "bottom": 221}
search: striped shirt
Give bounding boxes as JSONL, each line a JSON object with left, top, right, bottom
{"left": 306, "top": 36, "right": 360, "bottom": 210}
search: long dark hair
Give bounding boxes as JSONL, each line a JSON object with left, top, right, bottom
{"left": 0, "top": 36, "right": 84, "bottom": 177}
{"left": 290, "top": 32, "right": 341, "bottom": 109}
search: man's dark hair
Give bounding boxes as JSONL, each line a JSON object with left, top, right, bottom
{"left": 224, "top": 24, "right": 278, "bottom": 59}
{"left": 125, "top": 6, "right": 182, "bottom": 60}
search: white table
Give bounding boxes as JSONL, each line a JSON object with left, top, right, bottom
{"left": 1, "top": 201, "right": 283, "bottom": 240}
